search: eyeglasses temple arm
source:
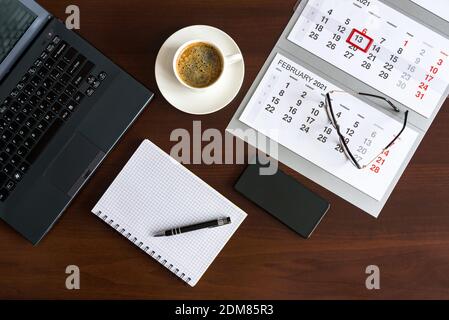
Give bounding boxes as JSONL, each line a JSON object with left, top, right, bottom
{"left": 385, "top": 110, "right": 409, "bottom": 150}
{"left": 358, "top": 92, "right": 400, "bottom": 112}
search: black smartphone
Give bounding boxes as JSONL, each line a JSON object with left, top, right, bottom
{"left": 235, "top": 162, "right": 330, "bottom": 238}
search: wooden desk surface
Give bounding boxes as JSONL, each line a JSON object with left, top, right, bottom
{"left": 1, "top": 0, "right": 449, "bottom": 299}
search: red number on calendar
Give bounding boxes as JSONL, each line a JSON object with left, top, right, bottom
{"left": 416, "top": 91, "right": 425, "bottom": 99}
{"left": 419, "top": 82, "right": 429, "bottom": 91}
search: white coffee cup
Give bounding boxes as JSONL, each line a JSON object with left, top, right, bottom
{"left": 173, "top": 39, "right": 243, "bottom": 90}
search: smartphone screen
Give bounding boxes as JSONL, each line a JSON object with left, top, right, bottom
{"left": 235, "top": 162, "right": 330, "bottom": 238}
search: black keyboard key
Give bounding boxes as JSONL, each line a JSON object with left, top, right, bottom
{"left": 65, "top": 85, "right": 76, "bottom": 96}
{"left": 17, "top": 94, "right": 28, "bottom": 105}
{"left": 63, "top": 47, "right": 77, "bottom": 64}
{"left": 21, "top": 105, "right": 32, "bottom": 115}
{"left": 38, "top": 100, "right": 50, "bottom": 111}
{"left": 58, "top": 94, "right": 69, "bottom": 105}
{"left": 16, "top": 82, "right": 25, "bottom": 90}
{"left": 9, "top": 102, "right": 19, "bottom": 112}
{"left": 98, "top": 71, "right": 107, "bottom": 81}
{"left": 3, "top": 164, "right": 14, "bottom": 175}
{"left": 10, "top": 155, "right": 21, "bottom": 166}
{"left": 52, "top": 36, "right": 61, "bottom": 44}
{"left": 32, "top": 109, "right": 43, "bottom": 119}
{"left": 68, "top": 54, "right": 86, "bottom": 76}
{"left": 24, "top": 84, "right": 34, "bottom": 96}
{"left": 42, "top": 78, "right": 53, "bottom": 90}
{"left": 46, "top": 43, "right": 56, "bottom": 53}
{"left": 2, "top": 97, "right": 11, "bottom": 107}
{"left": 25, "top": 118, "right": 36, "bottom": 128}
{"left": 21, "top": 73, "right": 30, "bottom": 83}
{"left": 35, "top": 87, "right": 46, "bottom": 98}
{"left": 3, "top": 110, "right": 14, "bottom": 122}
{"left": 53, "top": 82, "right": 64, "bottom": 94}
{"left": 11, "top": 136, "right": 22, "bottom": 147}
{"left": 0, "top": 173, "right": 7, "bottom": 185}
{"left": 56, "top": 60, "right": 68, "bottom": 72}
{"left": 61, "top": 109, "right": 70, "bottom": 121}
{"left": 34, "top": 58, "right": 43, "bottom": 68}
{"left": 0, "top": 189, "right": 9, "bottom": 202}
{"left": 86, "top": 87, "right": 95, "bottom": 97}
{"left": 0, "top": 153, "right": 8, "bottom": 165}
{"left": 52, "top": 41, "right": 68, "bottom": 60}
{"left": 43, "top": 112, "right": 54, "bottom": 122}
{"left": 44, "top": 58, "right": 55, "bottom": 69}
{"left": 87, "top": 75, "right": 96, "bottom": 85}
{"left": 51, "top": 103, "right": 62, "bottom": 114}
{"left": 1, "top": 130, "right": 12, "bottom": 141}
{"left": 17, "top": 146, "right": 27, "bottom": 157}
{"left": 37, "top": 67, "right": 49, "bottom": 79}
{"left": 26, "top": 118, "right": 63, "bottom": 164}
{"left": 30, "top": 129, "right": 42, "bottom": 140}
{"left": 46, "top": 91, "right": 57, "bottom": 103}
{"left": 24, "top": 138, "right": 35, "bottom": 149}
{"left": 5, "top": 180, "right": 15, "bottom": 192}
{"left": 72, "top": 61, "right": 94, "bottom": 87}
{"left": 29, "top": 96, "right": 40, "bottom": 107}
{"left": 92, "top": 80, "right": 101, "bottom": 89}
{"left": 0, "top": 120, "right": 7, "bottom": 131}
{"left": 74, "top": 92, "right": 84, "bottom": 104}
{"left": 40, "top": 51, "right": 49, "bottom": 60}
{"left": 28, "top": 66, "right": 37, "bottom": 75}
{"left": 8, "top": 122, "right": 19, "bottom": 132}
{"left": 5, "top": 144, "right": 16, "bottom": 155}
{"left": 36, "top": 120, "right": 48, "bottom": 131}
{"left": 67, "top": 101, "right": 76, "bottom": 112}
{"left": 19, "top": 162, "right": 29, "bottom": 173}
{"left": 60, "top": 73, "right": 71, "bottom": 84}
{"left": 10, "top": 89, "right": 19, "bottom": 98}
{"left": 15, "top": 113, "right": 26, "bottom": 124}
{"left": 18, "top": 127, "right": 29, "bottom": 138}
{"left": 12, "top": 171, "right": 22, "bottom": 182}
{"left": 49, "top": 69, "right": 61, "bottom": 80}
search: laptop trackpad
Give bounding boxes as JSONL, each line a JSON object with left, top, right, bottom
{"left": 46, "top": 134, "right": 105, "bottom": 197}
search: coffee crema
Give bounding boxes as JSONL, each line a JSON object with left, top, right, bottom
{"left": 176, "top": 42, "right": 224, "bottom": 88}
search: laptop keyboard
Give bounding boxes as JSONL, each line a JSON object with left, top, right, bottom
{"left": 0, "top": 35, "right": 108, "bottom": 202}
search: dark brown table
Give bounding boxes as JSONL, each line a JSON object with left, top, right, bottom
{"left": 1, "top": 0, "right": 449, "bottom": 299}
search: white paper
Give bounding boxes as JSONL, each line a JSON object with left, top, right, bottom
{"left": 240, "top": 53, "right": 419, "bottom": 210}
{"left": 288, "top": 0, "right": 449, "bottom": 118}
{"left": 92, "top": 140, "right": 247, "bottom": 286}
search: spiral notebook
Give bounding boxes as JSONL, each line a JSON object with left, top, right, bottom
{"left": 92, "top": 140, "right": 247, "bottom": 287}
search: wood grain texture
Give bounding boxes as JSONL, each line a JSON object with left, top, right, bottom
{"left": 1, "top": 0, "right": 448, "bottom": 299}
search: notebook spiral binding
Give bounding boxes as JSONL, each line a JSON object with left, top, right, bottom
{"left": 95, "top": 210, "right": 192, "bottom": 285}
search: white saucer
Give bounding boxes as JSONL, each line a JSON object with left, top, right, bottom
{"left": 155, "top": 25, "right": 245, "bottom": 115}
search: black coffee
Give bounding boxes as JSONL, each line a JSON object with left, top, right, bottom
{"left": 176, "top": 42, "right": 224, "bottom": 88}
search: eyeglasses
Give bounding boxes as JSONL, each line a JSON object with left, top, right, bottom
{"left": 324, "top": 90, "right": 409, "bottom": 170}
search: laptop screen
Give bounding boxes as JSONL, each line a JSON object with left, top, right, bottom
{"left": 0, "top": 0, "right": 37, "bottom": 64}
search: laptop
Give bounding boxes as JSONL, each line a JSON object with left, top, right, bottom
{"left": 0, "top": 0, "right": 154, "bottom": 244}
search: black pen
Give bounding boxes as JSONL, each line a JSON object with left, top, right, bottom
{"left": 154, "top": 217, "right": 232, "bottom": 237}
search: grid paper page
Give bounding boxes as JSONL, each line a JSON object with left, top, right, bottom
{"left": 92, "top": 140, "right": 247, "bottom": 287}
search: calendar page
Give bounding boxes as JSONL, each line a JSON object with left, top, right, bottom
{"left": 287, "top": 0, "right": 449, "bottom": 118}
{"left": 239, "top": 53, "right": 419, "bottom": 205}
{"left": 411, "top": 0, "right": 449, "bottom": 22}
